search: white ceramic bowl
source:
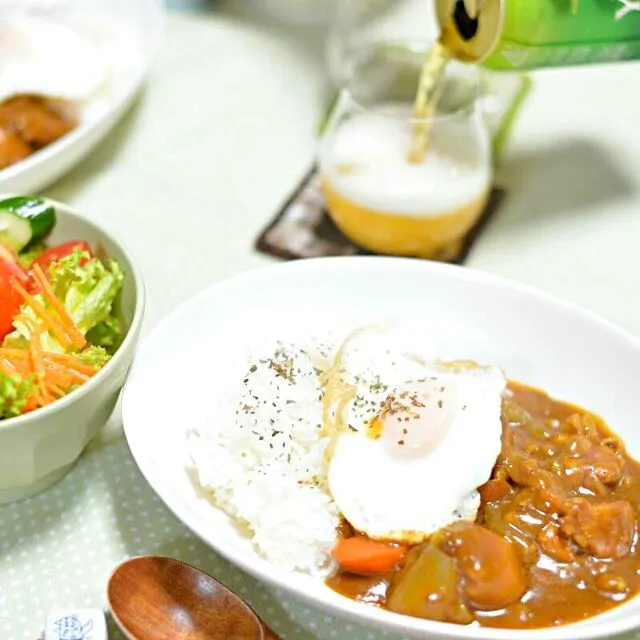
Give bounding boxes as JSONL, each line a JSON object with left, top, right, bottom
{"left": 0, "top": 0, "right": 165, "bottom": 194}
{"left": 0, "top": 197, "right": 145, "bottom": 504}
{"left": 121, "top": 256, "right": 640, "bottom": 640}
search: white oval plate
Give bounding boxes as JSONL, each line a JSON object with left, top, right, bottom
{"left": 121, "top": 256, "right": 640, "bottom": 640}
{"left": 0, "top": 0, "right": 165, "bottom": 194}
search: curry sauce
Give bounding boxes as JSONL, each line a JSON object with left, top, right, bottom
{"left": 327, "top": 382, "right": 640, "bottom": 629}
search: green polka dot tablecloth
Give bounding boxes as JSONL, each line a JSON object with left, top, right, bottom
{"left": 0, "top": 425, "right": 402, "bottom": 640}
{"left": 1, "top": 426, "right": 639, "bottom": 640}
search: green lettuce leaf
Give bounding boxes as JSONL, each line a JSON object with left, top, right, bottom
{"left": 17, "top": 243, "right": 46, "bottom": 269}
{"left": 85, "top": 314, "right": 122, "bottom": 353}
{"left": 48, "top": 250, "right": 124, "bottom": 336}
{"left": 75, "top": 345, "right": 112, "bottom": 369}
{"left": 0, "top": 373, "right": 37, "bottom": 419}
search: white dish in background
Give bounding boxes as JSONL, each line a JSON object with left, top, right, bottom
{"left": 0, "top": 0, "right": 165, "bottom": 194}
{"left": 121, "top": 256, "right": 640, "bottom": 640}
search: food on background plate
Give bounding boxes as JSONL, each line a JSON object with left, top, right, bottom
{"left": 0, "top": 196, "right": 124, "bottom": 420}
{"left": 0, "top": 13, "right": 122, "bottom": 172}
{"left": 0, "top": 95, "right": 77, "bottom": 170}
{"left": 186, "top": 325, "right": 640, "bottom": 630}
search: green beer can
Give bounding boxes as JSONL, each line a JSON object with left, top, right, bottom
{"left": 436, "top": 0, "right": 640, "bottom": 70}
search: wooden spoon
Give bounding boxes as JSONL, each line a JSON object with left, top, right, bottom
{"left": 107, "top": 555, "right": 281, "bottom": 640}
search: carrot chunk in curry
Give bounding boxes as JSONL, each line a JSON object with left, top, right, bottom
{"left": 326, "top": 381, "right": 640, "bottom": 629}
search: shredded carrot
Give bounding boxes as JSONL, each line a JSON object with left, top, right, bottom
{"left": 0, "top": 349, "right": 97, "bottom": 379}
{"left": 30, "top": 264, "right": 86, "bottom": 349}
{"left": 0, "top": 348, "right": 28, "bottom": 359}
{"left": 22, "top": 394, "right": 39, "bottom": 414}
{"left": 46, "top": 353, "right": 97, "bottom": 376}
{"left": 11, "top": 280, "right": 73, "bottom": 349}
{"left": 332, "top": 537, "right": 407, "bottom": 575}
{"left": 24, "top": 316, "right": 50, "bottom": 406}
{"left": 0, "top": 357, "right": 28, "bottom": 376}
{"left": 41, "top": 358, "right": 90, "bottom": 386}
{"left": 42, "top": 365, "right": 74, "bottom": 389}
{"left": 48, "top": 383, "right": 67, "bottom": 398}
{"left": 0, "top": 358, "right": 14, "bottom": 376}
{"left": 0, "top": 348, "right": 100, "bottom": 414}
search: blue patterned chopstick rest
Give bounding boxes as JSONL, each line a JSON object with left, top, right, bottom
{"left": 44, "top": 609, "right": 108, "bottom": 640}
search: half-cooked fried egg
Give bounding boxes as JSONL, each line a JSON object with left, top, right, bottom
{"left": 326, "top": 330, "right": 506, "bottom": 544}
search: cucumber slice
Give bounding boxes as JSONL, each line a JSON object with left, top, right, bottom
{"left": 0, "top": 196, "right": 56, "bottom": 251}
{"left": 0, "top": 210, "right": 32, "bottom": 251}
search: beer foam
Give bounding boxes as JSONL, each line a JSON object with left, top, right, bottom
{"left": 321, "top": 106, "right": 491, "bottom": 218}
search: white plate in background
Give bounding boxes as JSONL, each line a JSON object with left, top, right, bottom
{"left": 0, "top": 0, "right": 165, "bottom": 194}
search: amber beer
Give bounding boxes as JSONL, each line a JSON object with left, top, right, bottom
{"left": 435, "top": 0, "right": 640, "bottom": 70}
{"left": 319, "top": 102, "right": 492, "bottom": 260}
{"left": 322, "top": 177, "right": 490, "bottom": 259}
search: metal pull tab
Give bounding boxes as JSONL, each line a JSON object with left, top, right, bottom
{"left": 463, "top": 0, "right": 479, "bottom": 19}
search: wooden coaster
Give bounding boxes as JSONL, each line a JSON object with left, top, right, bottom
{"left": 255, "top": 166, "right": 505, "bottom": 265}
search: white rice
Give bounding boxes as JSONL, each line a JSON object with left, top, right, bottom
{"left": 186, "top": 338, "right": 341, "bottom": 575}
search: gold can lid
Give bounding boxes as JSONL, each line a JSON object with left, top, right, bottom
{"left": 436, "top": 0, "right": 504, "bottom": 63}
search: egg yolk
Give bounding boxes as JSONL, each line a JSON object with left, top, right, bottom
{"left": 379, "top": 379, "right": 458, "bottom": 458}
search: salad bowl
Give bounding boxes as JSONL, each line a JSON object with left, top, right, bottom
{"left": 0, "top": 196, "right": 145, "bottom": 503}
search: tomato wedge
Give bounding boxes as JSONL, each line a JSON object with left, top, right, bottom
{"left": 29, "top": 240, "right": 92, "bottom": 274}
{"left": 0, "top": 245, "right": 29, "bottom": 288}
{"left": 0, "top": 274, "right": 21, "bottom": 340}
{"left": 0, "top": 245, "right": 29, "bottom": 339}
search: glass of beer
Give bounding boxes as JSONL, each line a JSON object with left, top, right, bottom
{"left": 318, "top": 48, "right": 492, "bottom": 260}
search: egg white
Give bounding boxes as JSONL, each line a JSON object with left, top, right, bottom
{"left": 334, "top": 324, "right": 437, "bottom": 433}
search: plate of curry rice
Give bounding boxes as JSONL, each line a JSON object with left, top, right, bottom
{"left": 122, "top": 256, "right": 640, "bottom": 640}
